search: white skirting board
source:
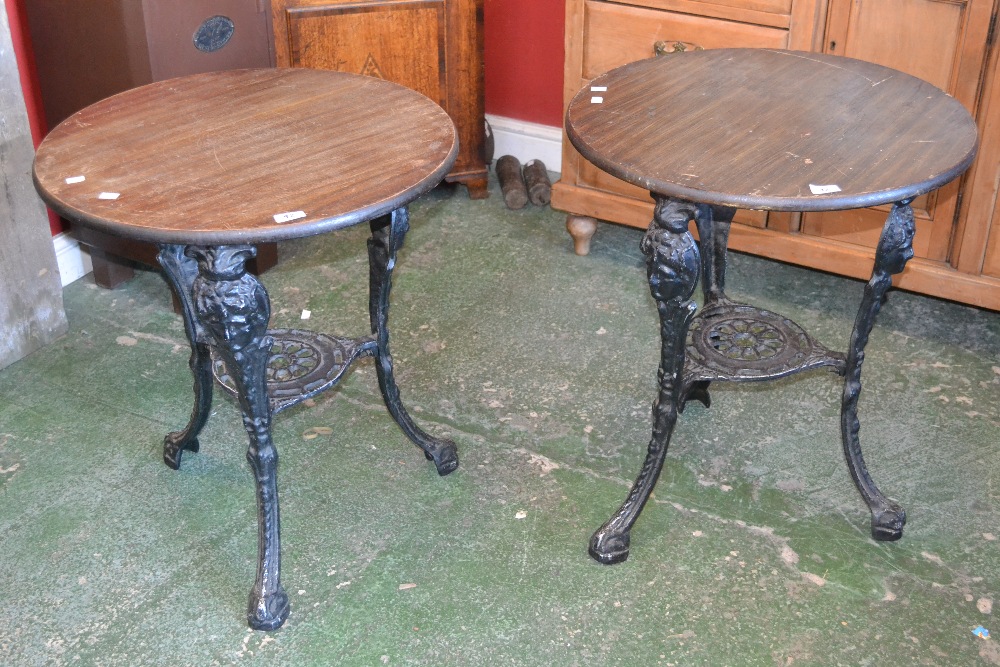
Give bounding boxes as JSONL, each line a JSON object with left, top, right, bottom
{"left": 486, "top": 114, "right": 563, "bottom": 173}
{"left": 51, "top": 116, "right": 563, "bottom": 286}
{"left": 53, "top": 232, "right": 92, "bottom": 287}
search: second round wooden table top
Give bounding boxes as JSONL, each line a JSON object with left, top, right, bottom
{"left": 33, "top": 68, "right": 458, "bottom": 245}
{"left": 566, "top": 49, "right": 978, "bottom": 212}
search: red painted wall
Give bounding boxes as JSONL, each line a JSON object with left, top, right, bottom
{"left": 5, "top": 0, "right": 63, "bottom": 235}
{"left": 483, "top": 0, "right": 564, "bottom": 127}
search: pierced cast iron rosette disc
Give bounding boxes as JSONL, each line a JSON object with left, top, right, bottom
{"left": 212, "top": 328, "right": 374, "bottom": 413}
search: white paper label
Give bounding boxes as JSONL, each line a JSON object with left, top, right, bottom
{"left": 65, "top": 175, "right": 86, "bottom": 184}
{"left": 273, "top": 210, "right": 306, "bottom": 223}
{"left": 591, "top": 96, "right": 604, "bottom": 104}
{"left": 98, "top": 192, "right": 120, "bottom": 200}
{"left": 590, "top": 86, "right": 608, "bottom": 92}
{"left": 809, "top": 184, "right": 841, "bottom": 195}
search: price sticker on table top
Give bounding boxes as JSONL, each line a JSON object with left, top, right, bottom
{"left": 273, "top": 210, "right": 306, "bottom": 223}
{"left": 809, "top": 184, "right": 841, "bottom": 195}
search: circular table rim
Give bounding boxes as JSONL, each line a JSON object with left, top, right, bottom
{"left": 565, "top": 50, "right": 979, "bottom": 213}
{"left": 31, "top": 69, "right": 460, "bottom": 246}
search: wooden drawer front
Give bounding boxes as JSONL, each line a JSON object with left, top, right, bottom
{"left": 282, "top": 1, "right": 447, "bottom": 107}
{"left": 582, "top": 0, "right": 789, "bottom": 79}
{"left": 801, "top": 194, "right": 939, "bottom": 260}
{"left": 578, "top": 158, "right": 767, "bottom": 227}
{"left": 614, "top": 0, "right": 793, "bottom": 29}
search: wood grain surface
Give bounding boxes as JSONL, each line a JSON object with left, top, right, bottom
{"left": 271, "top": 0, "right": 488, "bottom": 198}
{"left": 566, "top": 49, "right": 978, "bottom": 212}
{"left": 33, "top": 68, "right": 458, "bottom": 244}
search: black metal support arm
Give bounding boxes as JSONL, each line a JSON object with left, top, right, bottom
{"left": 841, "top": 200, "right": 914, "bottom": 541}
{"left": 367, "top": 209, "right": 459, "bottom": 475}
{"left": 589, "top": 197, "right": 701, "bottom": 564}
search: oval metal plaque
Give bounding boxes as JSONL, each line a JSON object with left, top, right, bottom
{"left": 193, "top": 16, "right": 235, "bottom": 53}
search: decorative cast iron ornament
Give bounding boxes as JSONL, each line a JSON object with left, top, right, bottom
{"left": 589, "top": 196, "right": 912, "bottom": 565}
{"left": 156, "top": 207, "right": 457, "bottom": 630}
{"left": 193, "top": 15, "right": 235, "bottom": 53}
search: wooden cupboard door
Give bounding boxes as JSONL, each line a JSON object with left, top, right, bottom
{"left": 276, "top": 1, "right": 448, "bottom": 108}
{"left": 972, "top": 38, "right": 1000, "bottom": 279}
{"left": 801, "top": 0, "right": 995, "bottom": 263}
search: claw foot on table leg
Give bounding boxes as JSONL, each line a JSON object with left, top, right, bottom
{"left": 871, "top": 504, "right": 906, "bottom": 542}
{"left": 589, "top": 524, "right": 632, "bottom": 564}
{"left": 248, "top": 585, "right": 290, "bottom": 631}
{"left": 163, "top": 432, "right": 200, "bottom": 470}
{"left": 420, "top": 440, "right": 460, "bottom": 475}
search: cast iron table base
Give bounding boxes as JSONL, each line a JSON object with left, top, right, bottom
{"left": 589, "top": 196, "right": 912, "bottom": 564}
{"left": 157, "top": 210, "right": 457, "bottom": 629}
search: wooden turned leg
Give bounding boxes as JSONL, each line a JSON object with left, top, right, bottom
{"left": 566, "top": 215, "right": 598, "bottom": 256}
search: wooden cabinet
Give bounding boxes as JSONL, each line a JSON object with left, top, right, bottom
{"left": 271, "top": 0, "right": 489, "bottom": 198}
{"left": 552, "top": 0, "right": 1000, "bottom": 310}
{"left": 24, "top": 0, "right": 278, "bottom": 289}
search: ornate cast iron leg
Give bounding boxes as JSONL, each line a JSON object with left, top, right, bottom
{"left": 693, "top": 204, "right": 736, "bottom": 305}
{"left": 368, "top": 209, "right": 459, "bottom": 476}
{"left": 842, "top": 201, "right": 914, "bottom": 541}
{"left": 684, "top": 204, "right": 738, "bottom": 408}
{"left": 157, "top": 245, "right": 214, "bottom": 470}
{"left": 590, "top": 196, "right": 701, "bottom": 564}
{"left": 188, "top": 245, "right": 289, "bottom": 630}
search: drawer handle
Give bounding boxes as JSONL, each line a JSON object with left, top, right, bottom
{"left": 653, "top": 40, "right": 704, "bottom": 56}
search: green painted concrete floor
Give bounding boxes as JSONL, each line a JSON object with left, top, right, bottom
{"left": 2, "top": 176, "right": 999, "bottom": 666}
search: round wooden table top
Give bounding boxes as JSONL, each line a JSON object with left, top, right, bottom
{"left": 33, "top": 68, "right": 458, "bottom": 245}
{"left": 566, "top": 49, "right": 978, "bottom": 212}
